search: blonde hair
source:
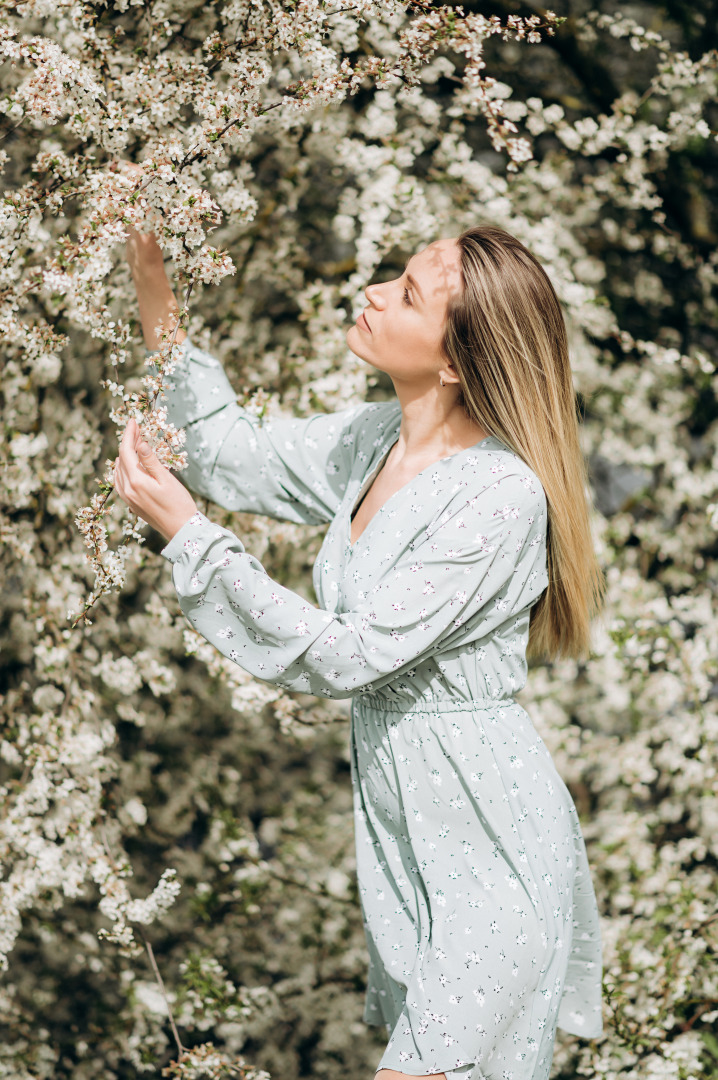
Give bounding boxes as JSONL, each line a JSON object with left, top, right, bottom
{"left": 442, "top": 224, "right": 605, "bottom": 662}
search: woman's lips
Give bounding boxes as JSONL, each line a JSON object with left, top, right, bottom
{"left": 357, "top": 310, "right": 372, "bottom": 333}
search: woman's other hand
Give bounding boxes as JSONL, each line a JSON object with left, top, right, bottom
{"left": 114, "top": 418, "right": 198, "bottom": 544}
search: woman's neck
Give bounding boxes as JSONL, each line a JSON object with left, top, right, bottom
{"left": 388, "top": 380, "right": 489, "bottom": 465}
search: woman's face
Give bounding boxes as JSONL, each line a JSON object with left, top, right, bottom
{"left": 346, "top": 237, "right": 462, "bottom": 385}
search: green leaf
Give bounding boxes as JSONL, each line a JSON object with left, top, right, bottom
{"left": 702, "top": 1031, "right": 718, "bottom": 1061}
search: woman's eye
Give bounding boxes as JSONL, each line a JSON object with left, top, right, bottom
{"left": 402, "top": 287, "right": 412, "bottom": 306}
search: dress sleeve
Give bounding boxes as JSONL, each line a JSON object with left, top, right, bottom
{"left": 159, "top": 468, "right": 548, "bottom": 700}
{"left": 148, "top": 337, "right": 380, "bottom": 525}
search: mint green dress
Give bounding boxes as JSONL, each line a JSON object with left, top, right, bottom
{"left": 154, "top": 339, "right": 604, "bottom": 1078}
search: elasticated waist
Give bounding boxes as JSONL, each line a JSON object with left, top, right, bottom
{"left": 353, "top": 693, "right": 516, "bottom": 713}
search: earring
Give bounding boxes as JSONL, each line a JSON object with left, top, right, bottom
{"left": 439, "top": 376, "right": 445, "bottom": 387}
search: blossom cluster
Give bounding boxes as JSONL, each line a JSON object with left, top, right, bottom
{"left": 1, "top": 1, "right": 717, "bottom": 1078}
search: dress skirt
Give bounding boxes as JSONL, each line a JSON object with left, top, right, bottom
{"left": 349, "top": 694, "right": 604, "bottom": 1080}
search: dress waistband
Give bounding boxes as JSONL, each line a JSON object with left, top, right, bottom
{"left": 353, "top": 693, "right": 517, "bottom": 714}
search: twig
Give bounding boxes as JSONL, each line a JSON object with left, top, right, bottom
{"left": 263, "top": 864, "right": 354, "bottom": 905}
{"left": 180, "top": 98, "right": 287, "bottom": 169}
{"left": 0, "top": 115, "right": 27, "bottom": 143}
{"left": 70, "top": 282, "right": 194, "bottom": 630}
{"left": 143, "top": 936, "right": 187, "bottom": 1059}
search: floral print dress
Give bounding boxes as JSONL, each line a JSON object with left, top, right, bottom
{"left": 153, "top": 339, "right": 604, "bottom": 1079}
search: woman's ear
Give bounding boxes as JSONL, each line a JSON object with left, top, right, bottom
{"left": 439, "top": 361, "right": 461, "bottom": 386}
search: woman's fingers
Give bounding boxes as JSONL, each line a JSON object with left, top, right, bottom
{"left": 119, "top": 417, "right": 137, "bottom": 462}
{"left": 118, "top": 418, "right": 162, "bottom": 485}
{"left": 113, "top": 417, "right": 198, "bottom": 541}
{"left": 114, "top": 424, "right": 130, "bottom": 498}
{"left": 123, "top": 417, "right": 146, "bottom": 456}
{"left": 133, "top": 423, "right": 157, "bottom": 473}
{"left": 117, "top": 419, "right": 141, "bottom": 489}
{"left": 115, "top": 420, "right": 149, "bottom": 516}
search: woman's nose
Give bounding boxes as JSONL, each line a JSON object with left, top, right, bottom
{"left": 364, "top": 280, "right": 386, "bottom": 307}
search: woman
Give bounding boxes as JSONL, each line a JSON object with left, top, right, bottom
{"left": 116, "top": 224, "right": 605, "bottom": 1080}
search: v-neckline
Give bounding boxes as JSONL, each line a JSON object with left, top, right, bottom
{"left": 347, "top": 433, "right": 499, "bottom": 553}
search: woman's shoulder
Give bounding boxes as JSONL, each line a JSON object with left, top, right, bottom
{"left": 339, "top": 399, "right": 402, "bottom": 451}
{"left": 352, "top": 399, "right": 402, "bottom": 429}
{"left": 458, "top": 437, "right": 547, "bottom": 519}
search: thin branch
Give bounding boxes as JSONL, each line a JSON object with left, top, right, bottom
{"left": 0, "top": 115, "right": 27, "bottom": 143}
{"left": 70, "top": 280, "right": 194, "bottom": 630}
{"left": 143, "top": 936, "right": 187, "bottom": 1059}
{"left": 148, "top": 278, "right": 194, "bottom": 410}
{"left": 180, "top": 99, "right": 286, "bottom": 169}
{"left": 263, "top": 864, "right": 355, "bottom": 905}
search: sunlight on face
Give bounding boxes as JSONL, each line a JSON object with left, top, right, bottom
{"left": 346, "top": 237, "right": 462, "bottom": 385}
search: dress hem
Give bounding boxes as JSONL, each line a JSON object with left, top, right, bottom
{"left": 557, "top": 1017, "right": 604, "bottom": 1039}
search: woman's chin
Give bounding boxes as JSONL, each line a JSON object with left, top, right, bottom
{"left": 345, "top": 324, "right": 370, "bottom": 360}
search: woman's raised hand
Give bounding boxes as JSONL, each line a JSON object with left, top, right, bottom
{"left": 110, "top": 160, "right": 186, "bottom": 351}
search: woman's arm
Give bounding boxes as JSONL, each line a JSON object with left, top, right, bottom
{"left": 158, "top": 470, "right": 549, "bottom": 699}
{"left": 145, "top": 336, "right": 396, "bottom": 524}
{"left": 124, "top": 223, "right": 398, "bottom": 525}
{"left": 125, "top": 228, "right": 186, "bottom": 351}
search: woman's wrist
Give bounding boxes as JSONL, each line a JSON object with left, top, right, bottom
{"left": 129, "top": 259, "right": 167, "bottom": 290}
{"left": 135, "top": 288, "right": 185, "bottom": 350}
{"left": 127, "top": 247, "right": 166, "bottom": 286}
{"left": 126, "top": 228, "right": 165, "bottom": 277}
{"left": 157, "top": 504, "right": 199, "bottom": 545}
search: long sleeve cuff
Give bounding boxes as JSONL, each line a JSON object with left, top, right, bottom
{"left": 160, "top": 510, "right": 237, "bottom": 564}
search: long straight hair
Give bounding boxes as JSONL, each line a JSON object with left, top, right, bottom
{"left": 442, "top": 225, "right": 605, "bottom": 661}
